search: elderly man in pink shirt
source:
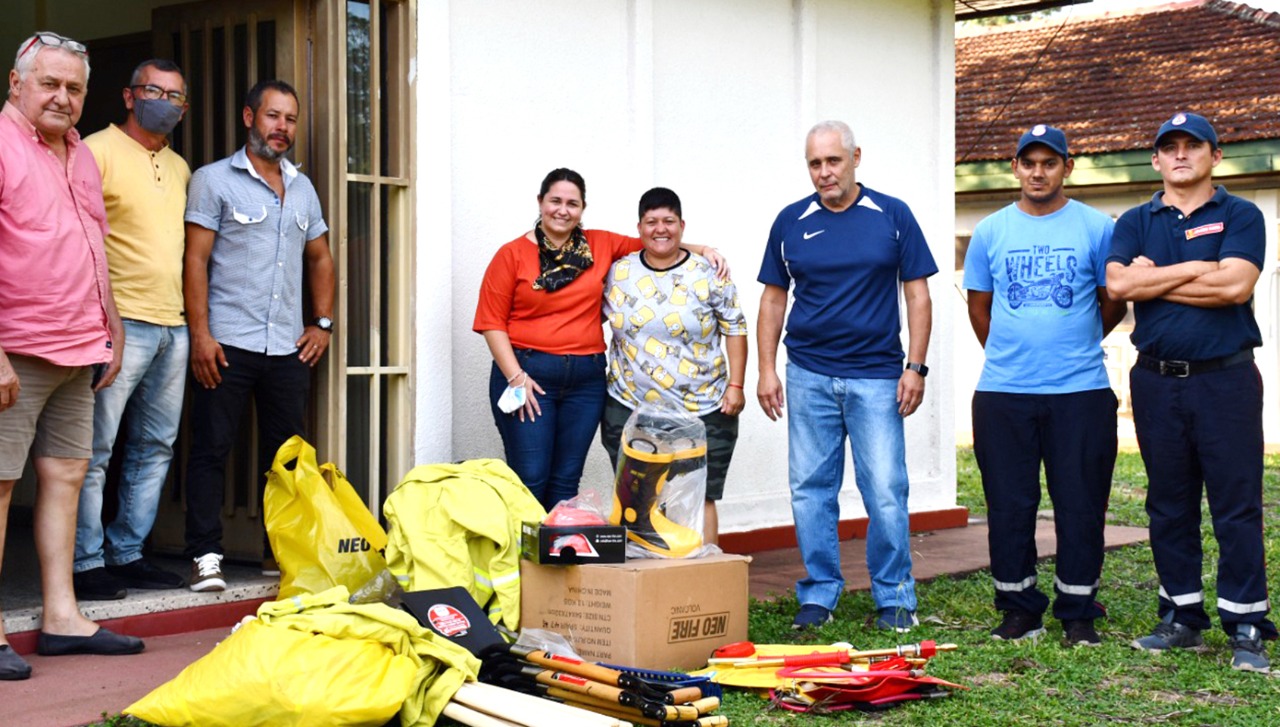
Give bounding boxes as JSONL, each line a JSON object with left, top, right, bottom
{"left": 0, "top": 31, "right": 141, "bottom": 681}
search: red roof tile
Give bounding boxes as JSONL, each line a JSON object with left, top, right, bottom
{"left": 956, "top": 1, "right": 1280, "bottom": 162}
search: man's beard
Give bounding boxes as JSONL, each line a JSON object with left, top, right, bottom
{"left": 248, "top": 126, "right": 292, "bottom": 162}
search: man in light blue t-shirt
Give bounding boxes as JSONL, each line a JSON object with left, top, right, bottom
{"left": 963, "top": 124, "right": 1127, "bottom": 647}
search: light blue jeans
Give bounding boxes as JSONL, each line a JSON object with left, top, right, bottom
{"left": 786, "top": 361, "right": 916, "bottom": 612}
{"left": 74, "top": 320, "right": 188, "bottom": 572}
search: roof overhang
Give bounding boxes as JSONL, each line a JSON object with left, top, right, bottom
{"left": 955, "top": 0, "right": 1092, "bottom": 20}
{"left": 956, "top": 140, "right": 1280, "bottom": 194}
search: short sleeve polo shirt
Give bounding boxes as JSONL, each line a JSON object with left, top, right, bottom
{"left": 1107, "top": 186, "right": 1263, "bottom": 361}
{"left": 757, "top": 186, "right": 938, "bottom": 379}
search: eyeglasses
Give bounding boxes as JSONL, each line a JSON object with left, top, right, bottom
{"left": 130, "top": 84, "right": 188, "bottom": 107}
{"left": 18, "top": 32, "right": 88, "bottom": 61}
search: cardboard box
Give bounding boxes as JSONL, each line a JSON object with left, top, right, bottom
{"left": 519, "top": 553, "right": 750, "bottom": 670}
{"left": 521, "top": 522, "right": 628, "bottom": 565}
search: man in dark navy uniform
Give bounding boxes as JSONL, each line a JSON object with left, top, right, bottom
{"left": 1107, "top": 112, "right": 1275, "bottom": 673}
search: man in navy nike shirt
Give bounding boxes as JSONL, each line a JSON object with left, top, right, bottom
{"left": 756, "top": 120, "right": 937, "bottom": 632}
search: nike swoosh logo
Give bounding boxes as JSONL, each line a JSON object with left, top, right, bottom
{"left": 803, "top": 230, "right": 825, "bottom": 240}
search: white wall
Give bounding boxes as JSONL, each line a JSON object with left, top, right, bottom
{"left": 955, "top": 184, "right": 1280, "bottom": 444}
{"left": 417, "top": 0, "right": 958, "bottom": 534}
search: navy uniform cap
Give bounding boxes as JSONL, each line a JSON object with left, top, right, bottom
{"left": 1154, "top": 112, "right": 1218, "bottom": 149}
{"left": 1015, "top": 124, "right": 1069, "bottom": 159}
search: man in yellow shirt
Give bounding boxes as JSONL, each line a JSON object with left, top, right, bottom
{"left": 75, "top": 59, "right": 191, "bottom": 599}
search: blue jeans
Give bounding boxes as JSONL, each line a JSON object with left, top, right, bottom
{"left": 786, "top": 361, "right": 915, "bottom": 612}
{"left": 75, "top": 320, "right": 188, "bottom": 572}
{"left": 489, "top": 350, "right": 607, "bottom": 510}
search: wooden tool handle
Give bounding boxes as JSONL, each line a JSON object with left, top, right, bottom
{"left": 441, "top": 702, "right": 524, "bottom": 727}
{"left": 523, "top": 648, "right": 626, "bottom": 687}
{"left": 534, "top": 669, "right": 629, "bottom": 704}
{"left": 688, "top": 696, "right": 721, "bottom": 714}
{"left": 546, "top": 685, "right": 648, "bottom": 717}
{"left": 712, "top": 649, "right": 850, "bottom": 669}
{"left": 663, "top": 685, "right": 705, "bottom": 704}
{"left": 452, "top": 682, "right": 626, "bottom": 727}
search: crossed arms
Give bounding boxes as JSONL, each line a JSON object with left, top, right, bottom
{"left": 1105, "top": 256, "right": 1259, "bottom": 307}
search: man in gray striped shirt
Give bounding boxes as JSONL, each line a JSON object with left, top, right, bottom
{"left": 181, "top": 79, "right": 335, "bottom": 592}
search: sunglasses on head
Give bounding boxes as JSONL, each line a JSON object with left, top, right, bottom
{"left": 19, "top": 32, "right": 88, "bottom": 61}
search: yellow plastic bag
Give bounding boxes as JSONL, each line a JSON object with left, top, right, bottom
{"left": 265, "top": 435, "right": 389, "bottom": 599}
{"left": 127, "top": 618, "right": 416, "bottom": 727}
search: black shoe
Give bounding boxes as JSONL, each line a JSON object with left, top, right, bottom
{"left": 37, "top": 628, "right": 144, "bottom": 656}
{"left": 1063, "top": 619, "right": 1102, "bottom": 647}
{"left": 0, "top": 645, "right": 31, "bottom": 680}
{"left": 107, "top": 558, "right": 187, "bottom": 589}
{"left": 990, "top": 609, "right": 1045, "bottom": 641}
{"left": 73, "top": 567, "right": 126, "bottom": 601}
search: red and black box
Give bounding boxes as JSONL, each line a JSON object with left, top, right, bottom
{"left": 521, "top": 521, "right": 627, "bottom": 565}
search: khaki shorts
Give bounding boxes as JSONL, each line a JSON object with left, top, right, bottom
{"left": 0, "top": 354, "right": 94, "bottom": 480}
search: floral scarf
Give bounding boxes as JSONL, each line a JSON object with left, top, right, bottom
{"left": 532, "top": 221, "right": 593, "bottom": 292}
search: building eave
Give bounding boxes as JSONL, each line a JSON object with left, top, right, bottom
{"left": 956, "top": 139, "right": 1280, "bottom": 194}
{"left": 955, "top": 0, "right": 1092, "bottom": 20}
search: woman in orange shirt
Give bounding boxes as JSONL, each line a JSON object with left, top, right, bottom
{"left": 474, "top": 169, "right": 723, "bottom": 508}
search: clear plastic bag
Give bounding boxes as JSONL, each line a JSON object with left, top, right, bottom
{"left": 609, "top": 402, "right": 714, "bottom": 558}
{"left": 515, "top": 627, "right": 582, "bottom": 659}
{"left": 543, "top": 489, "right": 610, "bottom": 526}
{"left": 348, "top": 568, "right": 403, "bottom": 605}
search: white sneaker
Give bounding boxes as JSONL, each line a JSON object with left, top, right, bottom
{"left": 190, "top": 553, "right": 226, "bottom": 592}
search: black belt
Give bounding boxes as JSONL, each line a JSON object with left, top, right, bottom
{"left": 1136, "top": 350, "right": 1254, "bottom": 378}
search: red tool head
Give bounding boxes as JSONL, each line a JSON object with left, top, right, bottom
{"left": 713, "top": 641, "right": 756, "bottom": 659}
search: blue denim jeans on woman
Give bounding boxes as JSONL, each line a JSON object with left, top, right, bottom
{"left": 785, "top": 361, "right": 916, "bottom": 613}
{"left": 489, "top": 349, "right": 607, "bottom": 510}
{"left": 75, "top": 320, "right": 189, "bottom": 572}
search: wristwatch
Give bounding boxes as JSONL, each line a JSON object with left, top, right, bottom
{"left": 314, "top": 316, "right": 334, "bottom": 332}
{"left": 905, "top": 362, "right": 929, "bottom": 377}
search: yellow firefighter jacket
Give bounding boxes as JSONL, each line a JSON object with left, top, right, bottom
{"left": 384, "top": 458, "right": 547, "bottom": 631}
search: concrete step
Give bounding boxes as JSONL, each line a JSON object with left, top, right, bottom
{"left": 3, "top": 558, "right": 277, "bottom": 655}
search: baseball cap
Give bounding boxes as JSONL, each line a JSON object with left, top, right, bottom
{"left": 1015, "top": 124, "right": 1069, "bottom": 160}
{"left": 1154, "top": 112, "right": 1218, "bottom": 149}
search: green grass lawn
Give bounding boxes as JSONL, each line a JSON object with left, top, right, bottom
{"left": 92, "top": 449, "right": 1280, "bottom": 727}
{"left": 712, "top": 449, "right": 1280, "bottom": 726}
